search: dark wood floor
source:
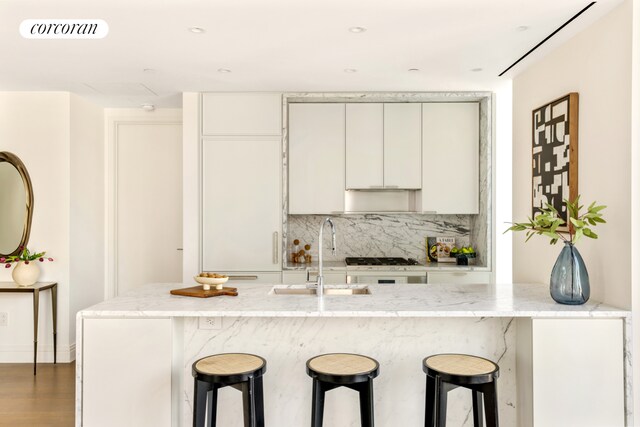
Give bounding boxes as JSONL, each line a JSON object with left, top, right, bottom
{"left": 0, "top": 362, "right": 75, "bottom": 427}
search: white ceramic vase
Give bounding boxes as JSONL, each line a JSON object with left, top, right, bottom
{"left": 12, "top": 261, "right": 40, "bottom": 286}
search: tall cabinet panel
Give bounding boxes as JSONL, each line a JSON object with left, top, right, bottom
{"left": 383, "top": 103, "right": 422, "bottom": 189}
{"left": 421, "top": 102, "right": 479, "bottom": 214}
{"left": 202, "top": 137, "right": 281, "bottom": 271}
{"left": 289, "top": 103, "right": 346, "bottom": 214}
{"left": 345, "top": 103, "right": 384, "bottom": 189}
{"left": 201, "top": 93, "right": 282, "bottom": 273}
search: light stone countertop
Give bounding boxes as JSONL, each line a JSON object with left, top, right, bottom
{"left": 78, "top": 282, "right": 629, "bottom": 319}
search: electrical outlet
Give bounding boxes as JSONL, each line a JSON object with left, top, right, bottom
{"left": 0, "top": 312, "right": 7, "bottom": 327}
{"left": 198, "top": 317, "right": 222, "bottom": 330}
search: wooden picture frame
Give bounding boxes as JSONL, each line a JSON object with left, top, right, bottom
{"left": 531, "top": 93, "right": 578, "bottom": 230}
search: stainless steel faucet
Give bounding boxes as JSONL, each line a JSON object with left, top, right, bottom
{"left": 316, "top": 217, "right": 337, "bottom": 297}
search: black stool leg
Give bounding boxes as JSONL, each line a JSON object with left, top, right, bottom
{"left": 207, "top": 385, "right": 218, "bottom": 427}
{"left": 425, "top": 374, "right": 436, "bottom": 427}
{"left": 472, "top": 390, "right": 483, "bottom": 427}
{"left": 311, "top": 379, "right": 326, "bottom": 427}
{"left": 241, "top": 378, "right": 257, "bottom": 427}
{"left": 482, "top": 382, "right": 499, "bottom": 427}
{"left": 357, "top": 379, "right": 375, "bottom": 427}
{"left": 435, "top": 377, "right": 448, "bottom": 427}
{"left": 193, "top": 379, "right": 209, "bottom": 427}
{"left": 254, "top": 376, "right": 265, "bottom": 427}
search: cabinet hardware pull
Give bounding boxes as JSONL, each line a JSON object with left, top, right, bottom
{"left": 176, "top": 248, "right": 183, "bottom": 251}
{"left": 228, "top": 275, "right": 258, "bottom": 280}
{"left": 273, "top": 231, "right": 279, "bottom": 264}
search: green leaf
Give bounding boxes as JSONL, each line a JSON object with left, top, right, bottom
{"left": 583, "top": 228, "right": 598, "bottom": 239}
{"left": 592, "top": 216, "right": 606, "bottom": 223}
{"left": 590, "top": 205, "right": 607, "bottom": 213}
{"left": 570, "top": 218, "right": 585, "bottom": 228}
{"left": 574, "top": 228, "right": 584, "bottom": 244}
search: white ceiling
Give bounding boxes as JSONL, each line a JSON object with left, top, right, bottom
{"left": 0, "top": 0, "right": 624, "bottom": 107}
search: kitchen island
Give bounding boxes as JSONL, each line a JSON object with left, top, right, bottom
{"left": 76, "top": 282, "right": 631, "bottom": 427}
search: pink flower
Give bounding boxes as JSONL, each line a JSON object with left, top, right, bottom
{"left": 48, "top": 258, "right": 54, "bottom": 262}
{"left": 4, "top": 264, "right": 10, "bottom": 268}
{"left": 0, "top": 257, "right": 4, "bottom": 263}
{"left": 39, "top": 258, "right": 44, "bottom": 262}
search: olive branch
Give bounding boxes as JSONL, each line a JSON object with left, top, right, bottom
{"left": 505, "top": 195, "right": 606, "bottom": 245}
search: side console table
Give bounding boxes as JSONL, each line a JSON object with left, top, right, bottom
{"left": 0, "top": 282, "right": 57, "bottom": 375}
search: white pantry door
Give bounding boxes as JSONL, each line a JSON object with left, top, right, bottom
{"left": 116, "top": 122, "right": 182, "bottom": 295}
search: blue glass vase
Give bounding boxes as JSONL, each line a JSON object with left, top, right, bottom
{"left": 550, "top": 242, "right": 590, "bottom": 305}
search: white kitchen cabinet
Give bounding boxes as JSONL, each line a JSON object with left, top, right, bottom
{"left": 282, "top": 270, "right": 347, "bottom": 284}
{"left": 202, "top": 137, "right": 281, "bottom": 271}
{"left": 383, "top": 103, "right": 422, "bottom": 189}
{"left": 421, "top": 103, "right": 479, "bottom": 214}
{"left": 346, "top": 103, "right": 384, "bottom": 189}
{"left": 82, "top": 318, "right": 172, "bottom": 427}
{"left": 427, "top": 271, "right": 491, "bottom": 284}
{"left": 517, "top": 318, "right": 624, "bottom": 427}
{"left": 345, "top": 103, "right": 421, "bottom": 190}
{"left": 289, "top": 103, "right": 346, "bottom": 214}
{"left": 201, "top": 93, "right": 282, "bottom": 136}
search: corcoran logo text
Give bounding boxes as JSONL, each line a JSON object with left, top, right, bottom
{"left": 20, "top": 19, "right": 109, "bottom": 39}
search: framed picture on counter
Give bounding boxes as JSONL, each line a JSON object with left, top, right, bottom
{"left": 532, "top": 92, "right": 579, "bottom": 230}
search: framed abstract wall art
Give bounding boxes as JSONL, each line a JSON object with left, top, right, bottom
{"left": 532, "top": 93, "right": 578, "bottom": 229}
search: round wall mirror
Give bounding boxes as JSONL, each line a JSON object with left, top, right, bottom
{"left": 0, "top": 152, "right": 33, "bottom": 257}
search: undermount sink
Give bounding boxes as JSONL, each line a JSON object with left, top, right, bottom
{"left": 270, "top": 285, "right": 371, "bottom": 296}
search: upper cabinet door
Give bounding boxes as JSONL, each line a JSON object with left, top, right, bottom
{"left": 202, "top": 93, "right": 282, "bottom": 136}
{"left": 289, "top": 103, "right": 345, "bottom": 214}
{"left": 383, "top": 103, "right": 422, "bottom": 189}
{"left": 346, "top": 103, "right": 384, "bottom": 189}
{"left": 421, "top": 102, "right": 479, "bottom": 214}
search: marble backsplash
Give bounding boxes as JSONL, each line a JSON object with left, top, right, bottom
{"left": 287, "top": 214, "right": 472, "bottom": 264}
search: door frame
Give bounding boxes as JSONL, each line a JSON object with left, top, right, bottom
{"left": 105, "top": 109, "right": 182, "bottom": 298}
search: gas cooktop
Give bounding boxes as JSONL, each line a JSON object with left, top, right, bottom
{"left": 345, "top": 257, "right": 420, "bottom": 266}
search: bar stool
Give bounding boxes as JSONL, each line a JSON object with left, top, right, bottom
{"left": 192, "top": 353, "right": 266, "bottom": 427}
{"left": 423, "top": 353, "right": 500, "bottom": 427}
{"left": 306, "top": 353, "right": 379, "bottom": 427}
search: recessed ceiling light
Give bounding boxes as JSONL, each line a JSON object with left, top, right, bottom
{"left": 471, "top": 68, "right": 483, "bottom": 72}
{"left": 349, "top": 26, "right": 367, "bottom": 33}
{"left": 217, "top": 68, "right": 232, "bottom": 73}
{"left": 344, "top": 68, "right": 358, "bottom": 73}
{"left": 408, "top": 68, "right": 420, "bottom": 72}
{"left": 189, "top": 27, "right": 205, "bottom": 34}
{"left": 516, "top": 26, "right": 529, "bottom": 32}
{"left": 141, "top": 104, "right": 155, "bottom": 112}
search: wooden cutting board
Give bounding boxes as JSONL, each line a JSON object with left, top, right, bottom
{"left": 170, "top": 285, "right": 238, "bottom": 298}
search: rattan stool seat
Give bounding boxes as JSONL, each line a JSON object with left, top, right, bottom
{"left": 192, "top": 353, "right": 266, "bottom": 427}
{"left": 307, "top": 353, "right": 379, "bottom": 427}
{"left": 423, "top": 353, "right": 500, "bottom": 427}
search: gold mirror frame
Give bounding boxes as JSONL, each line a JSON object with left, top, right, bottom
{"left": 0, "top": 152, "right": 34, "bottom": 257}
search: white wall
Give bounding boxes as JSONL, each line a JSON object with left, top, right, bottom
{"left": 494, "top": 81, "right": 513, "bottom": 284}
{"left": 512, "top": 1, "right": 633, "bottom": 309}
{"left": 69, "top": 94, "right": 105, "bottom": 345}
{"left": 630, "top": 0, "right": 640, "bottom": 420}
{"left": 0, "top": 92, "right": 72, "bottom": 362}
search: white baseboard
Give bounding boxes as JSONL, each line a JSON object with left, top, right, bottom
{"left": 0, "top": 342, "right": 76, "bottom": 363}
